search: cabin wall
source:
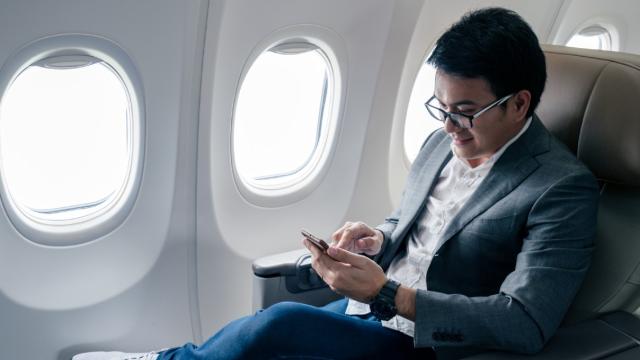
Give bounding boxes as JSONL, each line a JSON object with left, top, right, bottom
{"left": 196, "top": 0, "right": 398, "bottom": 339}
{"left": 549, "top": 0, "right": 640, "bottom": 54}
{"left": 0, "top": 0, "right": 207, "bottom": 358}
{"left": 0, "top": 1, "right": 638, "bottom": 359}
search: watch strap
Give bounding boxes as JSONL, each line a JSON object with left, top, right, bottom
{"left": 370, "top": 278, "right": 400, "bottom": 321}
{"left": 378, "top": 278, "right": 400, "bottom": 301}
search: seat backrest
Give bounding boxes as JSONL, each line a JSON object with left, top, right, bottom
{"left": 537, "top": 45, "right": 640, "bottom": 324}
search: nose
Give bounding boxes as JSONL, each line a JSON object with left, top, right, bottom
{"left": 443, "top": 116, "right": 462, "bottom": 133}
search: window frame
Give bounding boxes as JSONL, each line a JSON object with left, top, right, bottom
{"left": 0, "top": 34, "right": 145, "bottom": 246}
{"left": 402, "top": 48, "right": 442, "bottom": 167}
{"left": 565, "top": 22, "right": 620, "bottom": 52}
{"left": 230, "top": 27, "right": 345, "bottom": 207}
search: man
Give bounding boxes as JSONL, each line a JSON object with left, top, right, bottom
{"left": 75, "top": 7, "right": 598, "bottom": 360}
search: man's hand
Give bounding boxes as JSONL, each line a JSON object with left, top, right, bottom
{"left": 331, "top": 221, "right": 384, "bottom": 256}
{"left": 303, "top": 238, "right": 387, "bottom": 303}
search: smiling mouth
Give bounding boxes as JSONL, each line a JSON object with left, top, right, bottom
{"left": 453, "top": 137, "right": 473, "bottom": 145}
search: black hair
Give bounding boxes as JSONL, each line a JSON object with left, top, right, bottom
{"left": 427, "top": 7, "right": 546, "bottom": 117}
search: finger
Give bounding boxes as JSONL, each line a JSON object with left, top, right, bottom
{"left": 335, "top": 226, "right": 358, "bottom": 250}
{"left": 305, "top": 239, "right": 340, "bottom": 276}
{"left": 331, "top": 222, "right": 351, "bottom": 244}
{"left": 355, "top": 236, "right": 382, "bottom": 255}
{"left": 327, "top": 246, "right": 369, "bottom": 268}
{"left": 307, "top": 245, "right": 329, "bottom": 278}
{"left": 355, "top": 237, "right": 374, "bottom": 250}
{"left": 337, "top": 222, "right": 375, "bottom": 251}
{"left": 303, "top": 238, "right": 323, "bottom": 259}
{"left": 331, "top": 223, "right": 348, "bottom": 242}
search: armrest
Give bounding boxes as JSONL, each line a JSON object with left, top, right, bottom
{"left": 252, "top": 248, "right": 340, "bottom": 311}
{"left": 253, "top": 249, "right": 308, "bottom": 277}
{"left": 253, "top": 249, "right": 326, "bottom": 293}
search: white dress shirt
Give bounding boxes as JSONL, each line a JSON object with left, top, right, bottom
{"left": 345, "top": 117, "right": 532, "bottom": 337}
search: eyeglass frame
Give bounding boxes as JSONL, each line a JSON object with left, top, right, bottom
{"left": 424, "top": 93, "right": 514, "bottom": 129}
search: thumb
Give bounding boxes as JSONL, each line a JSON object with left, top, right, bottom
{"left": 357, "top": 237, "right": 382, "bottom": 256}
{"left": 327, "top": 246, "right": 367, "bottom": 267}
{"left": 356, "top": 237, "right": 380, "bottom": 252}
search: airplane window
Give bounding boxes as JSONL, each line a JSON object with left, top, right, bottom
{"left": 233, "top": 42, "right": 335, "bottom": 191}
{"left": 566, "top": 25, "right": 613, "bottom": 51}
{"left": 404, "top": 59, "right": 441, "bottom": 163}
{"left": 0, "top": 56, "right": 133, "bottom": 223}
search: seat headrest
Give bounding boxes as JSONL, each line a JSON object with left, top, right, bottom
{"left": 538, "top": 45, "right": 640, "bottom": 186}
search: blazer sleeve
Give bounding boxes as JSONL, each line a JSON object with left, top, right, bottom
{"left": 375, "top": 205, "right": 400, "bottom": 255}
{"left": 413, "top": 170, "right": 599, "bottom": 354}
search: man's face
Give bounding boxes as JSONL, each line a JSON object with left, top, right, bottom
{"left": 434, "top": 70, "right": 525, "bottom": 167}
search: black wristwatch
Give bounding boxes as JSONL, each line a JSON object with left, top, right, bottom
{"left": 369, "top": 278, "right": 400, "bottom": 321}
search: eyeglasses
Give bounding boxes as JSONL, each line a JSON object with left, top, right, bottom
{"left": 424, "top": 93, "right": 514, "bottom": 129}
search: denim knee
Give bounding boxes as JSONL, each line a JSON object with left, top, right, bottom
{"left": 254, "top": 302, "right": 310, "bottom": 331}
{"left": 239, "top": 302, "right": 312, "bottom": 353}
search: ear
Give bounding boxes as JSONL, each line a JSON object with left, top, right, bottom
{"left": 510, "top": 90, "right": 531, "bottom": 122}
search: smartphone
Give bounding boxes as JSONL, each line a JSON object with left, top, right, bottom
{"left": 301, "top": 229, "right": 329, "bottom": 252}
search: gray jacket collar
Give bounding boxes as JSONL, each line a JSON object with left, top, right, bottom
{"left": 434, "top": 115, "right": 550, "bottom": 252}
{"left": 381, "top": 115, "right": 551, "bottom": 267}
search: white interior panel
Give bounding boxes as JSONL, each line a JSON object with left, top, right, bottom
{"left": 1, "top": 1, "right": 638, "bottom": 359}
{"left": 0, "top": 0, "right": 207, "bottom": 358}
{"left": 197, "top": 0, "right": 397, "bottom": 337}
{"left": 548, "top": 0, "right": 640, "bottom": 53}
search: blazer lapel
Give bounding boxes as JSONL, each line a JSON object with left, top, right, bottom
{"left": 384, "top": 136, "right": 452, "bottom": 263}
{"left": 379, "top": 136, "right": 452, "bottom": 269}
{"left": 434, "top": 116, "right": 550, "bottom": 253}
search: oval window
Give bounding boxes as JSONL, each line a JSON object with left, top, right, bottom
{"left": 566, "top": 25, "right": 613, "bottom": 51}
{"left": 404, "top": 59, "right": 441, "bottom": 163}
{"left": 233, "top": 42, "right": 336, "bottom": 191}
{"left": 0, "top": 55, "right": 134, "bottom": 223}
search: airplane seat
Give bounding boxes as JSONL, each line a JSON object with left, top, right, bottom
{"left": 252, "top": 45, "right": 640, "bottom": 359}
{"left": 464, "top": 45, "right": 640, "bottom": 360}
{"left": 537, "top": 44, "right": 640, "bottom": 325}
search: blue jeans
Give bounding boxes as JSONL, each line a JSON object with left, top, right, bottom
{"left": 157, "top": 299, "right": 436, "bottom": 359}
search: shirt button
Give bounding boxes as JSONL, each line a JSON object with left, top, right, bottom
{"left": 465, "top": 175, "right": 478, "bottom": 186}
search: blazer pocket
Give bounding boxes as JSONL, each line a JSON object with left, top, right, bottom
{"left": 464, "top": 216, "right": 518, "bottom": 239}
{"left": 461, "top": 217, "right": 522, "bottom": 264}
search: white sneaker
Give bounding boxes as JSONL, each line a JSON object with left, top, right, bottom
{"left": 72, "top": 351, "right": 159, "bottom": 360}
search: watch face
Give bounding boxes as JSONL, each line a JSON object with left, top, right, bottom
{"left": 371, "top": 299, "right": 396, "bottom": 321}
{"left": 371, "top": 279, "right": 400, "bottom": 321}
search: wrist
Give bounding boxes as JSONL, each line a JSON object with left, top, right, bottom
{"left": 394, "top": 285, "right": 416, "bottom": 321}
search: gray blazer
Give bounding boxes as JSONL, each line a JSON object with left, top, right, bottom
{"left": 375, "top": 116, "right": 599, "bottom": 357}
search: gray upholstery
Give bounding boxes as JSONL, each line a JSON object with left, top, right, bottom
{"left": 465, "top": 312, "right": 639, "bottom": 359}
{"left": 538, "top": 45, "right": 640, "bottom": 184}
{"left": 538, "top": 45, "right": 640, "bottom": 327}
